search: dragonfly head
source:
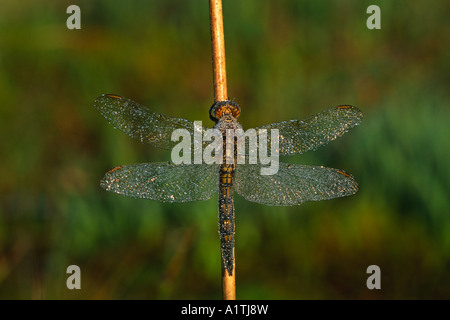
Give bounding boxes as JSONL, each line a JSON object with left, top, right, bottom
{"left": 209, "top": 100, "right": 240, "bottom": 123}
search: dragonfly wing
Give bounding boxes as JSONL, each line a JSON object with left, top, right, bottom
{"left": 256, "top": 105, "right": 363, "bottom": 156}
{"left": 101, "top": 162, "right": 219, "bottom": 202}
{"left": 94, "top": 94, "right": 209, "bottom": 150}
{"left": 234, "top": 162, "right": 358, "bottom": 206}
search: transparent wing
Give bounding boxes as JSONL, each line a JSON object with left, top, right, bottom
{"left": 234, "top": 162, "right": 358, "bottom": 206}
{"left": 100, "top": 162, "right": 219, "bottom": 202}
{"left": 256, "top": 105, "right": 363, "bottom": 156}
{"left": 94, "top": 94, "right": 209, "bottom": 150}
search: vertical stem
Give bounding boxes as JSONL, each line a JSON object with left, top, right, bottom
{"left": 209, "top": 0, "right": 236, "bottom": 300}
{"left": 221, "top": 249, "right": 236, "bottom": 300}
{"left": 210, "top": 0, "right": 228, "bottom": 102}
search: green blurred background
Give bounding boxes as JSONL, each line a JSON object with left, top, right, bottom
{"left": 0, "top": 0, "right": 449, "bottom": 299}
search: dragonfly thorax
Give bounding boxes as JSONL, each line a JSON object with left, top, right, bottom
{"left": 213, "top": 114, "right": 243, "bottom": 166}
{"left": 214, "top": 114, "right": 243, "bottom": 134}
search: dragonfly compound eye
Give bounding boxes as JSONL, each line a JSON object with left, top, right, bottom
{"left": 209, "top": 100, "right": 240, "bottom": 122}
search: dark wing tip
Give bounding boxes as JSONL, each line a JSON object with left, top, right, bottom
{"left": 336, "top": 169, "right": 359, "bottom": 195}
{"left": 336, "top": 169, "right": 354, "bottom": 179}
{"left": 106, "top": 165, "right": 123, "bottom": 174}
{"left": 103, "top": 93, "right": 122, "bottom": 100}
{"left": 94, "top": 93, "right": 123, "bottom": 105}
{"left": 99, "top": 166, "right": 124, "bottom": 191}
{"left": 336, "top": 105, "right": 364, "bottom": 125}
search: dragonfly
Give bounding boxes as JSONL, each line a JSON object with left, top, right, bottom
{"left": 94, "top": 94, "right": 363, "bottom": 275}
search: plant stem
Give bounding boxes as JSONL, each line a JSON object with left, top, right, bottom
{"left": 209, "top": 0, "right": 236, "bottom": 300}
{"left": 209, "top": 0, "right": 228, "bottom": 102}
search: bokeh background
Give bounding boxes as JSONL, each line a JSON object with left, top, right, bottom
{"left": 0, "top": 0, "right": 449, "bottom": 299}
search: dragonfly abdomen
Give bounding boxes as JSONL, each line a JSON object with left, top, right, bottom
{"left": 218, "top": 163, "right": 235, "bottom": 276}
